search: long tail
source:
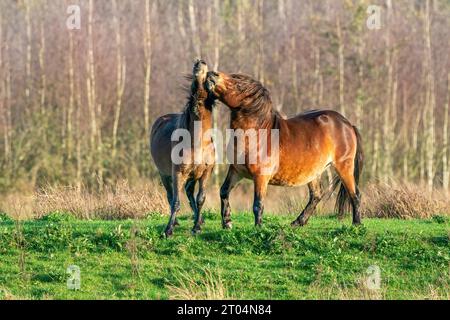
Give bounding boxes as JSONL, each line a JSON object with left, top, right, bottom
{"left": 335, "top": 126, "right": 364, "bottom": 217}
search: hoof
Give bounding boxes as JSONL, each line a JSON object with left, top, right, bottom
{"left": 191, "top": 227, "right": 202, "bottom": 235}
{"left": 222, "top": 222, "right": 233, "bottom": 230}
{"left": 291, "top": 219, "right": 307, "bottom": 227}
{"left": 162, "top": 228, "right": 173, "bottom": 238}
{"left": 352, "top": 221, "right": 362, "bottom": 226}
{"left": 173, "top": 220, "right": 180, "bottom": 227}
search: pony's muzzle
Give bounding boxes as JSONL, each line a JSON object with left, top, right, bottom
{"left": 205, "top": 71, "right": 219, "bottom": 91}
{"left": 194, "top": 60, "right": 208, "bottom": 80}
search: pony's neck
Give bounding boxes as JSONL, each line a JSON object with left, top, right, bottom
{"left": 185, "top": 81, "right": 214, "bottom": 131}
{"left": 230, "top": 101, "right": 276, "bottom": 130}
{"left": 225, "top": 75, "right": 275, "bottom": 130}
{"left": 187, "top": 102, "right": 213, "bottom": 131}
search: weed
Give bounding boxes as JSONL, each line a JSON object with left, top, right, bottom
{"left": 167, "top": 267, "right": 232, "bottom": 300}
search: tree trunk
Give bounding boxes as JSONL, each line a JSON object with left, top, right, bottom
{"left": 67, "top": 31, "right": 75, "bottom": 160}
{"left": 371, "top": 107, "right": 380, "bottom": 179}
{"left": 87, "top": 0, "right": 98, "bottom": 149}
{"left": 143, "top": 0, "right": 152, "bottom": 138}
{"left": 1, "top": 12, "right": 11, "bottom": 166}
{"left": 257, "top": 0, "right": 264, "bottom": 84}
{"left": 212, "top": 0, "right": 221, "bottom": 184}
{"left": 112, "top": 0, "right": 126, "bottom": 158}
{"left": 276, "top": 0, "right": 288, "bottom": 110}
{"left": 382, "top": 0, "right": 394, "bottom": 181}
{"left": 0, "top": 10, "right": 5, "bottom": 160}
{"left": 177, "top": 2, "right": 187, "bottom": 48}
{"left": 443, "top": 73, "right": 449, "bottom": 191}
{"left": 39, "top": 15, "right": 46, "bottom": 113}
{"left": 356, "top": 34, "right": 364, "bottom": 129}
{"left": 336, "top": 16, "right": 345, "bottom": 115}
{"left": 188, "top": 0, "right": 200, "bottom": 58}
{"left": 5, "top": 43, "right": 11, "bottom": 166}
{"left": 86, "top": 0, "right": 103, "bottom": 189}
{"left": 25, "top": 0, "right": 32, "bottom": 104}
{"left": 212, "top": 0, "right": 220, "bottom": 71}
{"left": 424, "top": 0, "right": 435, "bottom": 191}
{"left": 290, "top": 34, "right": 299, "bottom": 112}
{"left": 76, "top": 88, "right": 82, "bottom": 191}
{"left": 236, "top": 0, "right": 246, "bottom": 72}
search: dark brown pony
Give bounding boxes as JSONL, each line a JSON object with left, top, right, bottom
{"left": 150, "top": 60, "right": 216, "bottom": 237}
{"left": 205, "top": 72, "right": 363, "bottom": 228}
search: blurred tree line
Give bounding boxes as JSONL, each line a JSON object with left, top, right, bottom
{"left": 0, "top": 0, "right": 449, "bottom": 192}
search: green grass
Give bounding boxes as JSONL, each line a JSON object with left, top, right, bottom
{"left": 0, "top": 211, "right": 449, "bottom": 300}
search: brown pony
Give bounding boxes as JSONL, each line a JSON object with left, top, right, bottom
{"left": 150, "top": 60, "right": 216, "bottom": 237}
{"left": 205, "top": 72, "right": 363, "bottom": 228}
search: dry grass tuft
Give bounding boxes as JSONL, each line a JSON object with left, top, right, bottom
{"left": 361, "top": 181, "right": 450, "bottom": 219}
{"left": 0, "top": 287, "right": 29, "bottom": 300}
{"left": 34, "top": 180, "right": 168, "bottom": 219}
{"left": 279, "top": 195, "right": 307, "bottom": 216}
{"left": 2, "top": 179, "right": 449, "bottom": 220}
{"left": 306, "top": 278, "right": 385, "bottom": 300}
{"left": 0, "top": 194, "right": 35, "bottom": 220}
{"left": 167, "top": 268, "right": 233, "bottom": 300}
{"left": 416, "top": 285, "right": 450, "bottom": 300}
{"left": 0, "top": 180, "right": 168, "bottom": 220}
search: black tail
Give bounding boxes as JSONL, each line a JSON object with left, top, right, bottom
{"left": 335, "top": 126, "right": 364, "bottom": 217}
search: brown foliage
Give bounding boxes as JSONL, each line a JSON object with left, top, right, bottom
{"left": 361, "top": 181, "right": 450, "bottom": 219}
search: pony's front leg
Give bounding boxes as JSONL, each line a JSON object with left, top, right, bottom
{"left": 220, "top": 167, "right": 242, "bottom": 229}
{"left": 253, "top": 175, "right": 269, "bottom": 227}
{"left": 185, "top": 179, "right": 198, "bottom": 220}
{"left": 164, "top": 172, "right": 185, "bottom": 238}
{"left": 192, "top": 170, "right": 211, "bottom": 234}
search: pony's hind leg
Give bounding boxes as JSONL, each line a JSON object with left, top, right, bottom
{"left": 253, "top": 175, "right": 270, "bottom": 227}
{"left": 160, "top": 174, "right": 173, "bottom": 204}
{"left": 291, "top": 178, "right": 322, "bottom": 227}
{"left": 334, "top": 159, "right": 361, "bottom": 225}
{"left": 220, "top": 167, "right": 242, "bottom": 229}
{"left": 164, "top": 172, "right": 186, "bottom": 237}
{"left": 160, "top": 174, "right": 179, "bottom": 227}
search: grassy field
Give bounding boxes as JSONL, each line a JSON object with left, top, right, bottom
{"left": 0, "top": 211, "right": 449, "bottom": 300}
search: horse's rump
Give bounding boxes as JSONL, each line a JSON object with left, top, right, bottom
{"left": 150, "top": 113, "right": 180, "bottom": 139}
{"left": 150, "top": 113, "right": 182, "bottom": 176}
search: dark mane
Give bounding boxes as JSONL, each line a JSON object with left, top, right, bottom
{"left": 178, "top": 74, "right": 215, "bottom": 130}
{"left": 229, "top": 73, "right": 277, "bottom": 127}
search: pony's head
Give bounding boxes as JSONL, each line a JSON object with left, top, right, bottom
{"left": 180, "top": 60, "right": 216, "bottom": 124}
{"left": 205, "top": 71, "right": 241, "bottom": 108}
{"left": 206, "top": 72, "right": 273, "bottom": 121}
{"left": 193, "top": 59, "right": 208, "bottom": 85}
{"left": 185, "top": 59, "right": 211, "bottom": 104}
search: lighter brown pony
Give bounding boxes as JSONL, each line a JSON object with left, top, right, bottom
{"left": 205, "top": 72, "right": 363, "bottom": 228}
